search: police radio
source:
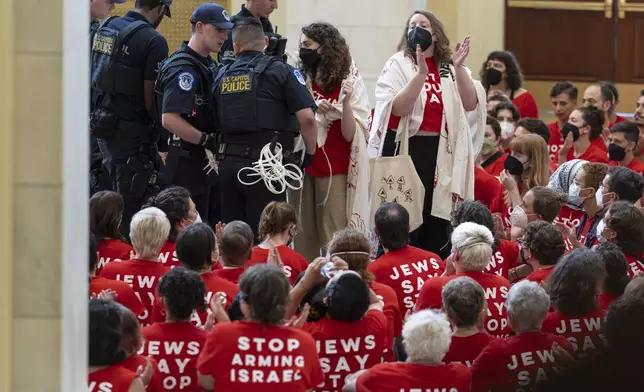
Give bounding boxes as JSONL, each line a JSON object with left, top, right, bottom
{"left": 265, "top": 26, "right": 287, "bottom": 60}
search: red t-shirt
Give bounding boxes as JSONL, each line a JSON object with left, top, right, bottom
{"left": 547, "top": 121, "right": 564, "bottom": 162}
{"left": 481, "top": 152, "right": 508, "bottom": 178}
{"left": 120, "top": 355, "right": 162, "bottom": 392}
{"left": 416, "top": 272, "right": 511, "bottom": 338}
{"left": 141, "top": 322, "right": 207, "bottom": 392}
{"left": 304, "top": 310, "right": 388, "bottom": 392}
{"left": 624, "top": 254, "right": 644, "bottom": 277}
{"left": 609, "top": 157, "right": 644, "bottom": 174}
{"left": 471, "top": 331, "right": 572, "bottom": 392}
{"left": 197, "top": 321, "right": 325, "bottom": 392}
{"left": 213, "top": 267, "right": 245, "bottom": 285}
{"left": 151, "top": 271, "right": 239, "bottom": 327}
{"left": 158, "top": 240, "right": 181, "bottom": 267}
{"left": 554, "top": 205, "right": 585, "bottom": 252}
{"left": 598, "top": 292, "right": 619, "bottom": 310}
{"left": 369, "top": 281, "right": 401, "bottom": 362}
{"left": 486, "top": 239, "right": 520, "bottom": 279}
{"left": 609, "top": 115, "right": 627, "bottom": 128}
{"left": 524, "top": 266, "right": 555, "bottom": 285}
{"left": 96, "top": 238, "right": 133, "bottom": 275}
{"left": 443, "top": 332, "right": 496, "bottom": 367}
{"left": 88, "top": 364, "right": 138, "bottom": 392}
{"left": 541, "top": 309, "right": 606, "bottom": 358}
{"left": 100, "top": 259, "right": 170, "bottom": 326}
{"left": 247, "top": 246, "right": 309, "bottom": 285}
{"left": 512, "top": 91, "right": 539, "bottom": 118}
{"left": 566, "top": 137, "right": 609, "bottom": 163}
{"left": 474, "top": 166, "right": 503, "bottom": 209}
{"left": 307, "top": 83, "right": 351, "bottom": 177}
{"left": 578, "top": 212, "right": 601, "bottom": 247}
{"left": 387, "top": 57, "right": 443, "bottom": 133}
{"left": 355, "top": 362, "right": 471, "bottom": 392}
{"left": 367, "top": 246, "right": 444, "bottom": 313}
{"left": 89, "top": 276, "right": 146, "bottom": 317}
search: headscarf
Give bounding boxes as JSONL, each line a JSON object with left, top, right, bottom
{"left": 548, "top": 159, "right": 587, "bottom": 210}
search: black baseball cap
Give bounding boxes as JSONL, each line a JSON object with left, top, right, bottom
{"left": 190, "top": 2, "right": 234, "bottom": 29}
{"left": 161, "top": 0, "right": 172, "bottom": 17}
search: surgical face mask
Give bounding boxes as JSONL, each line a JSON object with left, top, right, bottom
{"left": 500, "top": 121, "right": 515, "bottom": 140}
{"left": 195, "top": 213, "right": 202, "bottom": 223}
{"left": 407, "top": 27, "right": 433, "bottom": 52}
{"left": 567, "top": 183, "right": 584, "bottom": 207}
{"left": 596, "top": 219, "right": 606, "bottom": 242}
{"left": 608, "top": 143, "right": 627, "bottom": 162}
{"left": 486, "top": 68, "right": 503, "bottom": 86}
{"left": 595, "top": 186, "right": 605, "bottom": 208}
{"left": 510, "top": 205, "right": 529, "bottom": 229}
{"left": 299, "top": 47, "right": 321, "bottom": 69}
{"left": 481, "top": 137, "right": 498, "bottom": 156}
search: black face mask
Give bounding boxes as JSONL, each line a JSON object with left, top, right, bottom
{"left": 299, "top": 47, "right": 321, "bottom": 69}
{"left": 407, "top": 27, "right": 433, "bottom": 52}
{"left": 504, "top": 155, "right": 525, "bottom": 176}
{"left": 608, "top": 143, "right": 627, "bottom": 162}
{"left": 562, "top": 123, "right": 581, "bottom": 142}
{"left": 486, "top": 68, "right": 503, "bottom": 86}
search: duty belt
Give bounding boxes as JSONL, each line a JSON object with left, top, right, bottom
{"left": 217, "top": 142, "right": 293, "bottom": 161}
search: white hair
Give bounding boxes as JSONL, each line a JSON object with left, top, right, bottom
{"left": 402, "top": 310, "right": 452, "bottom": 364}
{"left": 130, "top": 207, "right": 170, "bottom": 260}
{"left": 451, "top": 222, "right": 494, "bottom": 271}
{"left": 507, "top": 280, "right": 550, "bottom": 333}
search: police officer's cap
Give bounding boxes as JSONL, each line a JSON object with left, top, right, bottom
{"left": 190, "top": 2, "right": 234, "bottom": 29}
{"left": 160, "top": 0, "right": 172, "bottom": 17}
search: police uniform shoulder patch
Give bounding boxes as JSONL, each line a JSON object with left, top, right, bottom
{"left": 178, "top": 72, "right": 195, "bottom": 92}
{"left": 293, "top": 69, "right": 306, "bottom": 86}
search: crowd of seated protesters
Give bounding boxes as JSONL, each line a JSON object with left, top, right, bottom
{"left": 87, "top": 37, "right": 644, "bottom": 392}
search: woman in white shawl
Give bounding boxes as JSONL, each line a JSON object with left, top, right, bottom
{"left": 291, "top": 22, "right": 372, "bottom": 261}
{"left": 369, "top": 10, "right": 486, "bottom": 258}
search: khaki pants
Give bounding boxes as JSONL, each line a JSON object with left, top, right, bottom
{"left": 290, "top": 174, "right": 348, "bottom": 261}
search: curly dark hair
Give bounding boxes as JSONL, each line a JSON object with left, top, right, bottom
{"left": 396, "top": 10, "right": 453, "bottom": 66}
{"left": 606, "top": 166, "right": 644, "bottom": 203}
{"left": 490, "top": 101, "right": 520, "bottom": 123}
{"left": 605, "top": 201, "right": 644, "bottom": 258}
{"left": 479, "top": 50, "right": 524, "bottom": 92}
{"left": 522, "top": 221, "right": 566, "bottom": 266}
{"left": 298, "top": 22, "right": 352, "bottom": 94}
{"left": 143, "top": 186, "right": 191, "bottom": 242}
{"left": 239, "top": 264, "right": 290, "bottom": 325}
{"left": 594, "top": 242, "right": 630, "bottom": 297}
{"left": 575, "top": 106, "right": 605, "bottom": 140}
{"left": 258, "top": 201, "right": 298, "bottom": 241}
{"left": 450, "top": 200, "right": 500, "bottom": 251}
{"left": 547, "top": 249, "right": 604, "bottom": 316}
{"left": 90, "top": 191, "right": 127, "bottom": 243}
{"left": 157, "top": 267, "right": 206, "bottom": 321}
{"left": 89, "top": 299, "right": 126, "bottom": 366}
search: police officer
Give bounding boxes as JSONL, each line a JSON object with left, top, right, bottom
{"left": 155, "top": 2, "right": 232, "bottom": 227}
{"left": 90, "top": 0, "right": 171, "bottom": 238}
{"left": 90, "top": 0, "right": 126, "bottom": 196}
{"left": 213, "top": 17, "right": 317, "bottom": 239}
{"left": 219, "top": 0, "right": 284, "bottom": 65}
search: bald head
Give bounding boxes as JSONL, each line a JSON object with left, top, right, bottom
{"left": 232, "top": 17, "right": 267, "bottom": 54}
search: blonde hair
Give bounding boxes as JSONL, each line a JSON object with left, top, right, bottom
{"left": 397, "top": 10, "right": 452, "bottom": 66}
{"left": 130, "top": 207, "right": 170, "bottom": 260}
{"left": 510, "top": 134, "right": 550, "bottom": 190}
{"left": 402, "top": 309, "right": 452, "bottom": 364}
{"left": 451, "top": 222, "right": 494, "bottom": 271}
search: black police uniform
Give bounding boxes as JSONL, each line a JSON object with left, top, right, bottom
{"left": 219, "top": 5, "right": 276, "bottom": 65}
{"left": 90, "top": 11, "right": 169, "bottom": 238}
{"left": 89, "top": 19, "right": 111, "bottom": 196}
{"left": 213, "top": 51, "right": 316, "bottom": 239}
{"left": 156, "top": 42, "right": 221, "bottom": 226}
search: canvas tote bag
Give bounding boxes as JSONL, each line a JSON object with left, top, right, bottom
{"left": 369, "top": 127, "right": 425, "bottom": 231}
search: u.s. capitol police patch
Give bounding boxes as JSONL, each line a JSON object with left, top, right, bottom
{"left": 293, "top": 69, "right": 306, "bottom": 85}
{"left": 178, "top": 72, "right": 195, "bottom": 91}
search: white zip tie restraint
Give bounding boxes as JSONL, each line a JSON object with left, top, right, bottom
{"left": 237, "top": 142, "right": 304, "bottom": 194}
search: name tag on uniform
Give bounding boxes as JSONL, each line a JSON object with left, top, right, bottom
{"left": 221, "top": 74, "right": 252, "bottom": 94}
{"left": 92, "top": 34, "right": 115, "bottom": 55}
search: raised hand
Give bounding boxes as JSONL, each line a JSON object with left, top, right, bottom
{"left": 452, "top": 36, "right": 471, "bottom": 68}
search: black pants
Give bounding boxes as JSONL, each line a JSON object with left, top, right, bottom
{"left": 189, "top": 183, "right": 221, "bottom": 228}
{"left": 113, "top": 164, "right": 158, "bottom": 241}
{"left": 218, "top": 155, "right": 286, "bottom": 241}
{"left": 382, "top": 131, "right": 451, "bottom": 259}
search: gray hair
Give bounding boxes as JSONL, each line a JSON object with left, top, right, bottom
{"left": 442, "top": 277, "right": 485, "bottom": 328}
{"left": 451, "top": 222, "right": 494, "bottom": 271}
{"left": 506, "top": 280, "right": 550, "bottom": 333}
{"left": 130, "top": 207, "right": 170, "bottom": 260}
{"left": 402, "top": 310, "right": 452, "bottom": 364}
